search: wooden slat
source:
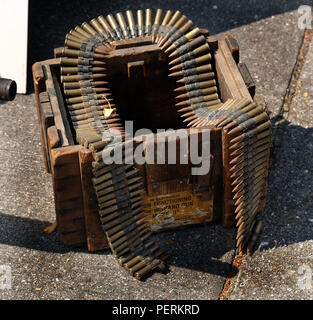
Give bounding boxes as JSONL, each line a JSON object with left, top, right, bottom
{"left": 79, "top": 148, "right": 108, "bottom": 251}
{"left": 42, "top": 59, "right": 74, "bottom": 147}
{"left": 50, "top": 146, "right": 87, "bottom": 247}
{"left": 238, "top": 62, "right": 256, "bottom": 98}
{"left": 32, "top": 62, "right": 50, "bottom": 172}
{"left": 225, "top": 34, "right": 239, "bottom": 64}
{"left": 214, "top": 38, "right": 251, "bottom": 101}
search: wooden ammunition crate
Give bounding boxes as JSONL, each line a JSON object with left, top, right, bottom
{"left": 32, "top": 34, "right": 267, "bottom": 251}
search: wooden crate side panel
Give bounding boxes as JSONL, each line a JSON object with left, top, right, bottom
{"left": 145, "top": 132, "right": 191, "bottom": 196}
{"left": 32, "top": 59, "right": 75, "bottom": 172}
{"left": 79, "top": 149, "right": 108, "bottom": 251}
{"left": 50, "top": 145, "right": 87, "bottom": 247}
{"left": 212, "top": 36, "right": 255, "bottom": 227}
{"left": 142, "top": 128, "right": 216, "bottom": 231}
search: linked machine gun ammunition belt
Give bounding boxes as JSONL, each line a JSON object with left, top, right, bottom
{"left": 60, "top": 8, "right": 271, "bottom": 279}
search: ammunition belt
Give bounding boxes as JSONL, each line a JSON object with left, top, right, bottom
{"left": 184, "top": 98, "right": 271, "bottom": 253}
{"left": 60, "top": 8, "right": 271, "bottom": 279}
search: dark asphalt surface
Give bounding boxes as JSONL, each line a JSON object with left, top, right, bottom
{"left": 0, "top": 0, "right": 312, "bottom": 300}
{"left": 27, "top": 0, "right": 311, "bottom": 91}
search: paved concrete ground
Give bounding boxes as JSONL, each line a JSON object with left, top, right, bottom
{"left": 0, "top": 1, "right": 312, "bottom": 300}
{"left": 229, "top": 31, "right": 313, "bottom": 300}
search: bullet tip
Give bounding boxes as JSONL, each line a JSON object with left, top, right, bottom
{"left": 176, "top": 93, "right": 187, "bottom": 100}
{"left": 176, "top": 78, "right": 184, "bottom": 84}
{"left": 164, "top": 47, "right": 173, "bottom": 54}
{"left": 168, "top": 52, "right": 176, "bottom": 58}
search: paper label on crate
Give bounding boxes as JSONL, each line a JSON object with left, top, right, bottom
{"left": 143, "top": 191, "right": 213, "bottom": 231}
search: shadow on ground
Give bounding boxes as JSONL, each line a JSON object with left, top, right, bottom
{"left": 153, "top": 223, "right": 236, "bottom": 277}
{"left": 0, "top": 209, "right": 235, "bottom": 277}
{"left": 0, "top": 212, "right": 82, "bottom": 254}
{"left": 257, "top": 119, "right": 313, "bottom": 251}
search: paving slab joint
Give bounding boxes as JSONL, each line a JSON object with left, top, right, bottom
{"left": 270, "top": 28, "right": 313, "bottom": 166}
